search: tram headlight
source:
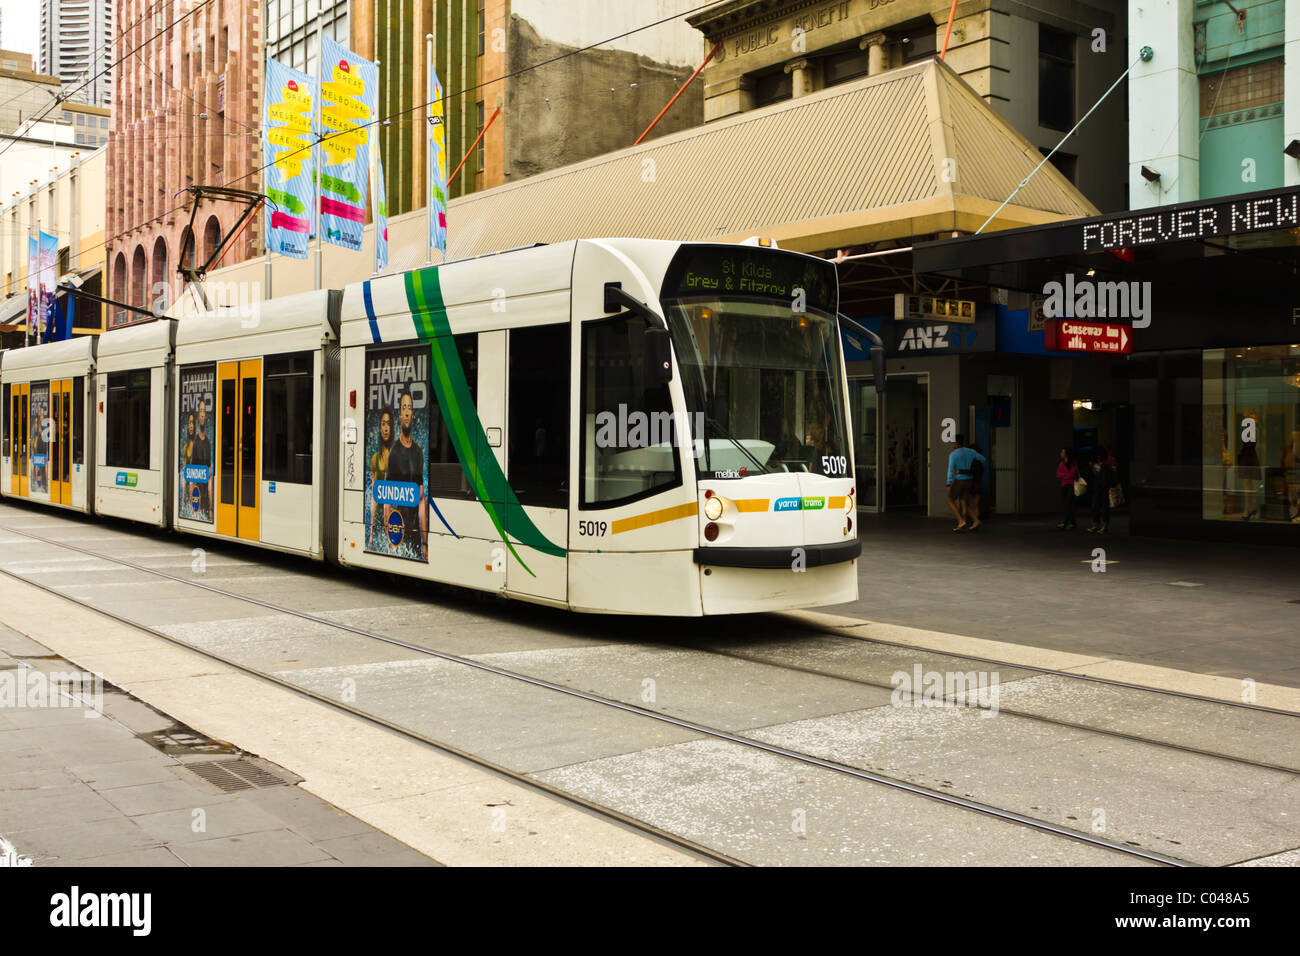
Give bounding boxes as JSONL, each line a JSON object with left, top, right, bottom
{"left": 844, "top": 493, "right": 855, "bottom": 513}
{"left": 703, "top": 495, "right": 724, "bottom": 521}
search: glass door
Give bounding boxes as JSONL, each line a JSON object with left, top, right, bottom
{"left": 851, "top": 379, "right": 880, "bottom": 511}
{"left": 883, "top": 374, "right": 929, "bottom": 510}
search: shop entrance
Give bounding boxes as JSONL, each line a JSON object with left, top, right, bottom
{"left": 850, "top": 373, "right": 929, "bottom": 512}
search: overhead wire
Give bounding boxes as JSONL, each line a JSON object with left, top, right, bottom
{"left": 2, "top": 0, "right": 733, "bottom": 300}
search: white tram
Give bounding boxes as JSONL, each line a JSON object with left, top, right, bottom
{"left": 0, "top": 239, "right": 863, "bottom": 615}
{"left": 338, "top": 238, "right": 860, "bottom": 614}
{"left": 1, "top": 336, "right": 96, "bottom": 514}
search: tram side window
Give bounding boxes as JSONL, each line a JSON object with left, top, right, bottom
{"left": 105, "top": 370, "right": 151, "bottom": 469}
{"left": 262, "top": 352, "right": 313, "bottom": 484}
{"left": 72, "top": 377, "right": 84, "bottom": 465}
{"left": 509, "top": 324, "right": 570, "bottom": 509}
{"left": 427, "top": 335, "right": 478, "bottom": 499}
{"left": 2, "top": 386, "right": 9, "bottom": 457}
{"left": 580, "top": 313, "right": 681, "bottom": 509}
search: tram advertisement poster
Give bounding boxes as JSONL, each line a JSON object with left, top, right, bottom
{"left": 29, "top": 382, "right": 49, "bottom": 495}
{"left": 364, "top": 345, "right": 429, "bottom": 562}
{"left": 179, "top": 365, "right": 216, "bottom": 523}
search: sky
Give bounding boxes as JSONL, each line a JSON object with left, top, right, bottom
{"left": 1, "top": 0, "right": 40, "bottom": 59}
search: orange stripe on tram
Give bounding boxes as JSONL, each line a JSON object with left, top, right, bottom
{"left": 734, "top": 498, "right": 770, "bottom": 512}
{"left": 611, "top": 501, "right": 699, "bottom": 534}
{"left": 829, "top": 496, "right": 846, "bottom": 509}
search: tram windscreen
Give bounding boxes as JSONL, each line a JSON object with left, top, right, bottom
{"left": 660, "top": 245, "right": 849, "bottom": 480}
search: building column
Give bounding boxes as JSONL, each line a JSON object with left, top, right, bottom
{"left": 860, "top": 32, "right": 888, "bottom": 76}
{"left": 1285, "top": 0, "right": 1300, "bottom": 186}
{"left": 785, "top": 58, "right": 814, "bottom": 98}
{"left": 1128, "top": 0, "right": 1199, "bottom": 208}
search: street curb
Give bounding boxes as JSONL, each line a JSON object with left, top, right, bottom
{"left": 781, "top": 609, "right": 1300, "bottom": 714}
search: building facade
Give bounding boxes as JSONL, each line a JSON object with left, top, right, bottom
{"left": 40, "top": 0, "right": 112, "bottom": 107}
{"left": 687, "top": 0, "right": 1129, "bottom": 212}
{"left": 350, "top": 0, "right": 705, "bottom": 226}
{"left": 106, "top": 0, "right": 262, "bottom": 325}
{"left": 0, "top": 146, "right": 108, "bottom": 346}
{"left": 1129, "top": 0, "right": 1294, "bottom": 206}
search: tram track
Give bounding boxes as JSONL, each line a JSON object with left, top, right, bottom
{"left": 0, "top": 513, "right": 1207, "bottom": 866}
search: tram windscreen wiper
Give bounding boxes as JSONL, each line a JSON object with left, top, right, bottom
{"left": 705, "top": 414, "right": 770, "bottom": 476}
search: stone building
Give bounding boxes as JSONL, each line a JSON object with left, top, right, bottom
{"left": 686, "top": 0, "right": 1129, "bottom": 212}
{"left": 105, "top": 0, "right": 261, "bottom": 325}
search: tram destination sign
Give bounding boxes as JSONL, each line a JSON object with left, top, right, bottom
{"left": 661, "top": 245, "right": 837, "bottom": 313}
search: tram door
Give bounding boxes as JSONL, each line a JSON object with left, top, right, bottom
{"left": 215, "top": 360, "right": 261, "bottom": 541}
{"left": 49, "top": 379, "right": 72, "bottom": 505}
{"left": 11, "top": 384, "right": 28, "bottom": 497}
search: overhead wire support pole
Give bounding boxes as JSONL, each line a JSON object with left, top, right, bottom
{"left": 975, "top": 53, "right": 1142, "bottom": 235}
{"left": 939, "top": 0, "right": 960, "bottom": 59}
{"left": 634, "top": 41, "right": 722, "bottom": 146}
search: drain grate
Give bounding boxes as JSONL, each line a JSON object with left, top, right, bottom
{"left": 186, "top": 758, "right": 292, "bottom": 793}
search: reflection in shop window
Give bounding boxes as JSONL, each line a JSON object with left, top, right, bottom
{"left": 1202, "top": 345, "right": 1300, "bottom": 525}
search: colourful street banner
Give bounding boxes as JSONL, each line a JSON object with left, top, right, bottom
{"left": 373, "top": 130, "right": 389, "bottom": 272}
{"left": 428, "top": 70, "right": 448, "bottom": 256}
{"left": 263, "top": 57, "right": 316, "bottom": 259}
{"left": 28, "top": 232, "right": 57, "bottom": 342}
{"left": 318, "top": 37, "right": 378, "bottom": 252}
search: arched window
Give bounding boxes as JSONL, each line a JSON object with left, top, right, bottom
{"left": 131, "top": 245, "right": 147, "bottom": 310}
{"left": 112, "top": 252, "right": 127, "bottom": 307}
{"left": 178, "top": 225, "right": 196, "bottom": 272}
{"left": 203, "top": 216, "right": 222, "bottom": 263}
{"left": 150, "top": 236, "right": 169, "bottom": 314}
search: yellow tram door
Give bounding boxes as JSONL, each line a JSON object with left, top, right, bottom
{"left": 215, "top": 360, "right": 261, "bottom": 541}
{"left": 49, "top": 379, "right": 72, "bottom": 505}
{"left": 13, "top": 383, "right": 29, "bottom": 497}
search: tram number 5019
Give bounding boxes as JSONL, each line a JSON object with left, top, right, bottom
{"left": 821, "top": 455, "right": 849, "bottom": 475}
{"left": 577, "top": 520, "right": 608, "bottom": 537}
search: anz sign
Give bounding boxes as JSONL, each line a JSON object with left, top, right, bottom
{"left": 892, "top": 312, "right": 995, "bottom": 355}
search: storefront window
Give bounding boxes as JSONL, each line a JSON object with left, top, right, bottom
{"left": 1202, "top": 345, "right": 1300, "bottom": 525}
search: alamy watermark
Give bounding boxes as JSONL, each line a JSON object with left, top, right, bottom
{"left": 593, "top": 404, "right": 704, "bottom": 450}
{"left": 1042, "top": 273, "right": 1152, "bottom": 328}
{"left": 890, "top": 665, "right": 1000, "bottom": 715}
{"left": 0, "top": 664, "right": 103, "bottom": 717}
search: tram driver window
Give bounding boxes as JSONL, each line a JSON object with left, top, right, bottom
{"left": 262, "top": 352, "right": 313, "bottom": 484}
{"left": 580, "top": 313, "right": 681, "bottom": 508}
{"left": 105, "top": 370, "right": 151, "bottom": 469}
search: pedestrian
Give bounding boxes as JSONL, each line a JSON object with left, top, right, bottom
{"left": 1087, "top": 446, "right": 1117, "bottom": 533}
{"left": 1056, "top": 447, "right": 1079, "bottom": 530}
{"left": 945, "top": 433, "right": 986, "bottom": 532}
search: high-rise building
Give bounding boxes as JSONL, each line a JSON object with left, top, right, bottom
{"left": 40, "top": 0, "right": 113, "bottom": 107}
{"left": 106, "top": 0, "right": 262, "bottom": 324}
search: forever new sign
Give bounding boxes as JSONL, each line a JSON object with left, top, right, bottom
{"left": 1082, "top": 191, "right": 1300, "bottom": 251}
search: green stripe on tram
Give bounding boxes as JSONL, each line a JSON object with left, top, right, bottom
{"left": 404, "top": 267, "right": 566, "bottom": 576}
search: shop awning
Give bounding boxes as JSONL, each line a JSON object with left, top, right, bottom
{"left": 0, "top": 293, "right": 27, "bottom": 331}
{"left": 443, "top": 57, "right": 1097, "bottom": 259}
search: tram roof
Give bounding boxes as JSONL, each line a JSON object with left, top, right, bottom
{"left": 1, "top": 333, "right": 96, "bottom": 374}
{"left": 175, "top": 289, "right": 337, "bottom": 350}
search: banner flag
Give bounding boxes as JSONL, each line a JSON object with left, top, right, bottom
{"left": 318, "top": 37, "right": 378, "bottom": 251}
{"left": 28, "top": 231, "right": 58, "bottom": 342}
{"left": 427, "top": 69, "right": 448, "bottom": 256}
{"left": 263, "top": 57, "right": 316, "bottom": 259}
